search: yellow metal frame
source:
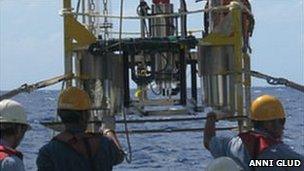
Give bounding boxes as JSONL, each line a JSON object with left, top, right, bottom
{"left": 199, "top": 3, "right": 251, "bottom": 132}
{"left": 63, "top": 0, "right": 97, "bottom": 87}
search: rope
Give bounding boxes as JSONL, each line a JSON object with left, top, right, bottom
{"left": 251, "top": 70, "right": 304, "bottom": 93}
{"left": 122, "top": 108, "right": 132, "bottom": 163}
{"left": 118, "top": 0, "right": 132, "bottom": 164}
{"left": 0, "top": 74, "right": 74, "bottom": 101}
{"left": 75, "top": 0, "right": 81, "bottom": 19}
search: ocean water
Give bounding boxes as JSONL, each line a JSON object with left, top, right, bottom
{"left": 3, "top": 87, "right": 304, "bottom": 171}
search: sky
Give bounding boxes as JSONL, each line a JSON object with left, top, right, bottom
{"left": 0, "top": 0, "right": 303, "bottom": 90}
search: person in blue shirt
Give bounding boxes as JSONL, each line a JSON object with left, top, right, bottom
{"left": 36, "top": 87, "right": 124, "bottom": 171}
{"left": 204, "top": 95, "right": 304, "bottom": 171}
{"left": 0, "top": 99, "right": 30, "bottom": 171}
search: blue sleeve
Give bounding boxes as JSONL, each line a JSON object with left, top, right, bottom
{"left": 209, "top": 136, "right": 233, "bottom": 158}
{"left": 1, "top": 156, "right": 25, "bottom": 171}
{"left": 36, "top": 145, "right": 55, "bottom": 171}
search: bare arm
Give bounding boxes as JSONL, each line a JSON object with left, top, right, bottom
{"left": 101, "top": 115, "right": 123, "bottom": 150}
{"left": 103, "top": 129, "right": 123, "bottom": 150}
{"left": 204, "top": 112, "right": 217, "bottom": 150}
{"left": 103, "top": 129, "right": 125, "bottom": 164}
{"left": 101, "top": 115, "right": 125, "bottom": 164}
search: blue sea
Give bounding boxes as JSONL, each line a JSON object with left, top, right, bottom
{"left": 4, "top": 87, "right": 304, "bottom": 170}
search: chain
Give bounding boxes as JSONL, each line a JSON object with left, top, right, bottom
{"left": 251, "top": 70, "right": 304, "bottom": 93}
{"left": 0, "top": 74, "right": 74, "bottom": 101}
{"left": 75, "top": 0, "right": 81, "bottom": 19}
{"left": 89, "top": 0, "right": 96, "bottom": 34}
{"left": 90, "top": 0, "right": 96, "bottom": 11}
{"left": 103, "top": 0, "right": 109, "bottom": 40}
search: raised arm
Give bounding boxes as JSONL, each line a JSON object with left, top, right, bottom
{"left": 204, "top": 112, "right": 217, "bottom": 150}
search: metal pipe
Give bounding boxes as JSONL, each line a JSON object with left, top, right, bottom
{"left": 175, "top": 17, "right": 179, "bottom": 36}
{"left": 41, "top": 115, "right": 248, "bottom": 127}
{"left": 117, "top": 117, "right": 206, "bottom": 123}
{"left": 41, "top": 120, "right": 241, "bottom": 134}
{"left": 75, "top": 52, "right": 81, "bottom": 87}
{"left": 123, "top": 52, "right": 130, "bottom": 107}
{"left": 63, "top": 0, "right": 73, "bottom": 87}
{"left": 179, "top": 0, "right": 187, "bottom": 38}
{"left": 116, "top": 115, "right": 248, "bottom": 123}
{"left": 244, "top": 53, "right": 251, "bottom": 128}
{"left": 115, "top": 126, "right": 238, "bottom": 134}
{"left": 190, "top": 60, "right": 197, "bottom": 103}
{"left": 231, "top": 7, "right": 245, "bottom": 132}
{"left": 139, "top": 0, "right": 147, "bottom": 38}
{"left": 82, "top": 0, "right": 86, "bottom": 23}
{"left": 179, "top": 48, "right": 187, "bottom": 105}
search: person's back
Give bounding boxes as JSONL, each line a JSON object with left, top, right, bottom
{"left": 37, "top": 131, "right": 124, "bottom": 171}
{"left": 36, "top": 87, "right": 125, "bottom": 171}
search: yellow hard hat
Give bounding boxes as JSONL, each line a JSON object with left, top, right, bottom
{"left": 250, "top": 95, "right": 285, "bottom": 121}
{"left": 0, "top": 99, "right": 29, "bottom": 126}
{"left": 58, "top": 87, "right": 91, "bottom": 111}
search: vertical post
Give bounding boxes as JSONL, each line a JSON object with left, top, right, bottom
{"left": 82, "top": 0, "right": 86, "bottom": 23}
{"left": 179, "top": 0, "right": 187, "bottom": 38}
{"left": 139, "top": 0, "right": 146, "bottom": 38}
{"left": 179, "top": 47, "right": 187, "bottom": 105}
{"left": 75, "top": 52, "right": 82, "bottom": 88}
{"left": 63, "top": 0, "right": 73, "bottom": 87}
{"left": 123, "top": 52, "right": 130, "bottom": 107}
{"left": 231, "top": 6, "right": 245, "bottom": 132}
{"left": 190, "top": 60, "right": 197, "bottom": 103}
{"left": 244, "top": 53, "right": 251, "bottom": 128}
{"left": 175, "top": 17, "right": 179, "bottom": 36}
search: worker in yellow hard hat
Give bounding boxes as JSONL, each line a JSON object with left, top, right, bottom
{"left": 36, "top": 87, "right": 124, "bottom": 171}
{"left": 204, "top": 95, "right": 304, "bottom": 171}
{"left": 0, "top": 99, "right": 30, "bottom": 171}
